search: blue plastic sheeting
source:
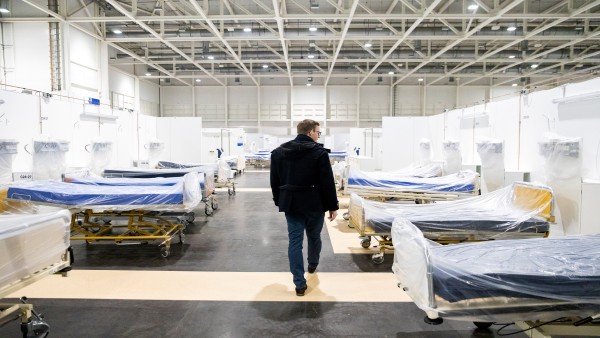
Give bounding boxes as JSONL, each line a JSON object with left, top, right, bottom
{"left": 347, "top": 177, "right": 475, "bottom": 193}
{"left": 7, "top": 180, "right": 183, "bottom": 206}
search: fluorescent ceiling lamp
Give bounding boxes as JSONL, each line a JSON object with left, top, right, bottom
{"left": 530, "top": 64, "right": 539, "bottom": 69}
{"left": 364, "top": 43, "right": 372, "bottom": 48}
{"left": 145, "top": 72, "right": 151, "bottom": 76}
{"left": 388, "top": 71, "right": 394, "bottom": 75}
{"left": 219, "top": 64, "right": 223, "bottom": 68}
{"left": 207, "top": 55, "right": 214, "bottom": 60}
{"left": 306, "top": 83, "right": 312, "bottom": 86}
{"left": 309, "top": 26, "right": 317, "bottom": 32}
{"left": 418, "top": 78, "right": 424, "bottom": 82}
{"left": 467, "top": 4, "right": 478, "bottom": 10}
{"left": 243, "top": 27, "right": 252, "bottom": 32}
{"left": 508, "top": 55, "right": 515, "bottom": 59}
{"left": 307, "top": 54, "right": 315, "bottom": 59}
{"left": 0, "top": 8, "right": 8, "bottom": 13}
{"left": 196, "top": 79, "right": 201, "bottom": 82}
{"left": 112, "top": 29, "right": 122, "bottom": 34}
{"left": 507, "top": 26, "right": 517, "bottom": 31}
{"left": 512, "top": 83, "right": 517, "bottom": 86}
{"left": 262, "top": 64, "right": 269, "bottom": 68}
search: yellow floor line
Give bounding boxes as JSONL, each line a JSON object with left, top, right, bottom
{"left": 8, "top": 270, "right": 410, "bottom": 303}
{"left": 325, "top": 204, "right": 390, "bottom": 255}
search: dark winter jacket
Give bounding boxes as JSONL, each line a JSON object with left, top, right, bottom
{"left": 270, "top": 134, "right": 339, "bottom": 213}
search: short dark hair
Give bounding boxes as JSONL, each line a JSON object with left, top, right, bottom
{"left": 297, "top": 119, "right": 320, "bottom": 135}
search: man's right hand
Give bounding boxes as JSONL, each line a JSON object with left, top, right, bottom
{"left": 327, "top": 210, "right": 338, "bottom": 221}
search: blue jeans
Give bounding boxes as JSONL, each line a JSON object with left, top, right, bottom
{"left": 285, "top": 211, "right": 324, "bottom": 289}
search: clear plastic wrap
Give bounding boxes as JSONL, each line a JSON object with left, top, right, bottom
{"left": 216, "top": 159, "right": 234, "bottom": 182}
{"left": 0, "top": 139, "right": 18, "bottom": 183}
{"left": 28, "top": 137, "right": 70, "bottom": 180}
{"left": 348, "top": 181, "right": 553, "bottom": 239}
{"left": 539, "top": 134, "right": 582, "bottom": 181}
{"left": 392, "top": 219, "right": 600, "bottom": 322}
{"left": 347, "top": 168, "right": 476, "bottom": 194}
{"left": 418, "top": 138, "right": 432, "bottom": 165}
{"left": 87, "top": 138, "right": 113, "bottom": 175}
{"left": 0, "top": 208, "right": 71, "bottom": 295}
{"left": 5, "top": 172, "right": 202, "bottom": 212}
{"left": 442, "top": 140, "right": 462, "bottom": 175}
{"left": 145, "top": 139, "right": 164, "bottom": 169}
{"left": 476, "top": 139, "right": 505, "bottom": 192}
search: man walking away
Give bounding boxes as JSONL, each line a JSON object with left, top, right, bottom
{"left": 270, "top": 119, "right": 339, "bottom": 296}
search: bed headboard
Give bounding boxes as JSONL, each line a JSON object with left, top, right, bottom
{"left": 511, "top": 182, "right": 554, "bottom": 222}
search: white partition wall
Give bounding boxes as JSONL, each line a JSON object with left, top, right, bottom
{"left": 156, "top": 117, "right": 203, "bottom": 163}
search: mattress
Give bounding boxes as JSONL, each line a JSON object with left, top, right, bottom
{"left": 0, "top": 209, "right": 70, "bottom": 294}
{"left": 430, "top": 235, "right": 600, "bottom": 303}
{"left": 365, "top": 217, "right": 549, "bottom": 235}
{"left": 347, "top": 169, "right": 475, "bottom": 193}
{"left": 104, "top": 166, "right": 212, "bottom": 178}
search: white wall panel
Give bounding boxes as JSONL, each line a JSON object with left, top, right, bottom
{"left": 458, "top": 86, "right": 486, "bottom": 107}
{"left": 140, "top": 80, "right": 159, "bottom": 103}
{"left": 0, "top": 90, "right": 40, "bottom": 171}
{"left": 69, "top": 26, "right": 97, "bottom": 68}
{"left": 394, "top": 86, "right": 420, "bottom": 116}
{"left": 195, "top": 86, "right": 225, "bottom": 104}
{"left": 329, "top": 86, "right": 356, "bottom": 104}
{"left": 261, "top": 87, "right": 289, "bottom": 104}
{"left": 156, "top": 117, "right": 203, "bottom": 163}
{"left": 10, "top": 23, "right": 51, "bottom": 92}
{"left": 382, "top": 117, "right": 416, "bottom": 170}
{"left": 485, "top": 97, "right": 520, "bottom": 170}
{"left": 109, "top": 68, "right": 135, "bottom": 98}
{"left": 229, "top": 87, "right": 258, "bottom": 104}
{"left": 426, "top": 86, "right": 455, "bottom": 115}
{"left": 162, "top": 86, "right": 193, "bottom": 105}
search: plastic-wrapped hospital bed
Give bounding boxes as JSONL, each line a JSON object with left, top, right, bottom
{"left": 347, "top": 182, "right": 554, "bottom": 264}
{"left": 103, "top": 167, "right": 217, "bottom": 215}
{"left": 329, "top": 151, "right": 347, "bottom": 165}
{"left": 392, "top": 219, "right": 600, "bottom": 335}
{"left": 157, "top": 159, "right": 237, "bottom": 195}
{"left": 344, "top": 164, "right": 459, "bottom": 202}
{"left": 0, "top": 206, "right": 71, "bottom": 337}
{"left": 245, "top": 151, "right": 271, "bottom": 168}
{"left": 5, "top": 173, "right": 201, "bottom": 257}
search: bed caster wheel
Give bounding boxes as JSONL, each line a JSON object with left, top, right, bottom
{"left": 160, "top": 247, "right": 170, "bottom": 258}
{"left": 371, "top": 253, "right": 384, "bottom": 264}
{"left": 347, "top": 222, "right": 354, "bottom": 229}
{"left": 343, "top": 212, "right": 350, "bottom": 221}
{"left": 179, "top": 233, "right": 186, "bottom": 244}
{"left": 228, "top": 188, "right": 232, "bottom": 196}
{"left": 205, "top": 205, "right": 213, "bottom": 216}
{"left": 424, "top": 316, "right": 443, "bottom": 325}
{"left": 360, "top": 238, "right": 371, "bottom": 248}
{"left": 212, "top": 199, "right": 218, "bottom": 210}
{"left": 184, "top": 212, "right": 195, "bottom": 224}
{"left": 473, "top": 322, "right": 494, "bottom": 330}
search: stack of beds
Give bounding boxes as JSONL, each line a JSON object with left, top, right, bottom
{"left": 329, "top": 151, "right": 347, "bottom": 165}
{"left": 156, "top": 160, "right": 236, "bottom": 195}
{"left": 0, "top": 205, "right": 71, "bottom": 336}
{"left": 344, "top": 164, "right": 473, "bottom": 202}
{"left": 103, "top": 167, "right": 216, "bottom": 214}
{"left": 392, "top": 219, "right": 600, "bottom": 331}
{"left": 245, "top": 151, "right": 271, "bottom": 168}
{"left": 347, "top": 182, "right": 554, "bottom": 264}
{"left": 5, "top": 172, "right": 202, "bottom": 257}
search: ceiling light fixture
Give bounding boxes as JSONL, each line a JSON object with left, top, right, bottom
{"left": 207, "top": 55, "right": 214, "bottom": 60}
{"left": 388, "top": 71, "right": 394, "bottom": 75}
{"left": 0, "top": 0, "right": 10, "bottom": 13}
{"left": 113, "top": 29, "right": 122, "bottom": 34}
{"left": 467, "top": 4, "right": 478, "bottom": 10}
{"left": 243, "top": 27, "right": 252, "bottom": 32}
{"left": 262, "top": 64, "right": 269, "bottom": 68}
{"left": 145, "top": 72, "right": 151, "bottom": 76}
{"left": 307, "top": 54, "right": 315, "bottom": 59}
{"left": 306, "top": 83, "right": 312, "bottom": 86}
{"left": 309, "top": 26, "right": 317, "bottom": 32}
{"left": 196, "top": 79, "right": 201, "bottom": 82}
{"left": 507, "top": 26, "right": 517, "bottom": 32}
{"left": 418, "top": 78, "right": 424, "bottom": 82}
{"left": 512, "top": 83, "right": 518, "bottom": 87}
{"left": 530, "top": 64, "right": 539, "bottom": 69}
{"left": 364, "top": 43, "right": 372, "bottom": 48}
{"left": 508, "top": 55, "right": 516, "bottom": 59}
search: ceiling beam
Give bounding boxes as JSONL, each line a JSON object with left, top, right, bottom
{"left": 189, "top": 0, "right": 259, "bottom": 86}
{"left": 324, "top": 0, "right": 359, "bottom": 86}
{"left": 358, "top": 0, "right": 445, "bottom": 86}
{"left": 393, "top": 0, "right": 525, "bottom": 86}
{"left": 272, "top": 0, "right": 293, "bottom": 86}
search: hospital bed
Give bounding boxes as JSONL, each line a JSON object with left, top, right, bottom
{"left": 329, "top": 151, "right": 347, "bottom": 165}
{"left": 5, "top": 173, "right": 202, "bottom": 257}
{"left": 103, "top": 167, "right": 217, "bottom": 215}
{"left": 156, "top": 160, "right": 236, "bottom": 196}
{"left": 0, "top": 207, "right": 71, "bottom": 337}
{"left": 391, "top": 219, "right": 600, "bottom": 335}
{"left": 347, "top": 182, "right": 554, "bottom": 264}
{"left": 344, "top": 164, "right": 456, "bottom": 201}
{"left": 245, "top": 151, "right": 271, "bottom": 168}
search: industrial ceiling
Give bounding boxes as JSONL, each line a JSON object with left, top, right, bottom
{"left": 7, "top": 0, "right": 600, "bottom": 88}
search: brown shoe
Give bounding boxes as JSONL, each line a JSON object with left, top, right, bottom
{"left": 295, "top": 286, "right": 307, "bottom": 296}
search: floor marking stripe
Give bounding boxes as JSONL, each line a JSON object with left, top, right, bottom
{"left": 8, "top": 270, "right": 410, "bottom": 303}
